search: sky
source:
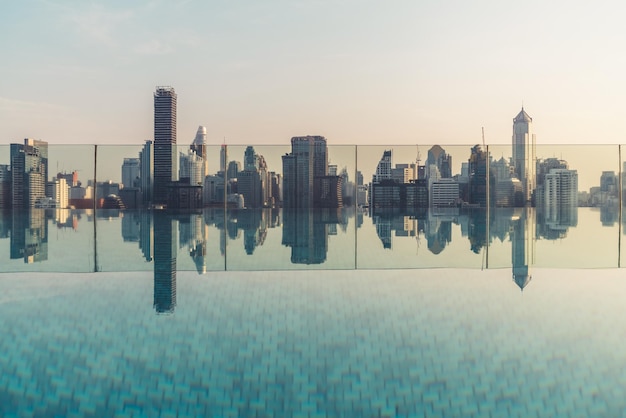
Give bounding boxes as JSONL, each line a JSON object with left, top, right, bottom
{"left": 2, "top": 0, "right": 626, "bottom": 148}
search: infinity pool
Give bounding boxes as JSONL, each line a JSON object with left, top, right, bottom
{"left": 1, "top": 268, "right": 624, "bottom": 417}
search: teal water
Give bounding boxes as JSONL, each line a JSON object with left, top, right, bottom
{"left": 1, "top": 269, "right": 625, "bottom": 417}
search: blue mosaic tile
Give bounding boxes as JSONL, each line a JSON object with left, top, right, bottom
{"left": 1, "top": 269, "right": 626, "bottom": 416}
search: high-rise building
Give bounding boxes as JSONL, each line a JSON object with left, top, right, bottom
{"left": 0, "top": 165, "right": 10, "bottom": 209}
{"left": 512, "top": 108, "right": 536, "bottom": 203}
{"left": 426, "top": 145, "right": 452, "bottom": 179}
{"left": 238, "top": 150, "right": 263, "bottom": 208}
{"left": 282, "top": 136, "right": 331, "bottom": 208}
{"left": 153, "top": 86, "right": 177, "bottom": 205}
{"left": 190, "top": 125, "right": 208, "bottom": 179}
{"left": 468, "top": 145, "right": 491, "bottom": 207}
{"left": 122, "top": 158, "right": 141, "bottom": 189}
{"left": 374, "top": 150, "right": 392, "bottom": 183}
{"left": 220, "top": 145, "right": 227, "bottom": 175}
{"left": 544, "top": 168, "right": 578, "bottom": 227}
{"left": 11, "top": 138, "right": 48, "bottom": 208}
{"left": 179, "top": 150, "right": 204, "bottom": 186}
{"left": 48, "top": 178, "right": 69, "bottom": 208}
{"left": 139, "top": 140, "right": 152, "bottom": 204}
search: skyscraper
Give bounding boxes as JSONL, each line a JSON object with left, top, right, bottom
{"left": 512, "top": 108, "right": 536, "bottom": 204}
{"left": 190, "top": 125, "right": 208, "bottom": 179}
{"left": 121, "top": 158, "right": 140, "bottom": 189}
{"left": 373, "top": 150, "right": 392, "bottom": 183}
{"left": 11, "top": 138, "right": 48, "bottom": 208}
{"left": 426, "top": 145, "right": 452, "bottom": 179}
{"left": 153, "top": 86, "right": 177, "bottom": 205}
{"left": 282, "top": 135, "right": 329, "bottom": 208}
{"left": 544, "top": 168, "right": 578, "bottom": 228}
{"left": 139, "top": 140, "right": 152, "bottom": 204}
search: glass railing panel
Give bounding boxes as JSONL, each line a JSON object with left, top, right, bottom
{"left": 357, "top": 144, "right": 484, "bottom": 269}
{"left": 94, "top": 144, "right": 226, "bottom": 272}
{"left": 222, "top": 144, "right": 288, "bottom": 270}
{"left": 533, "top": 144, "right": 619, "bottom": 268}
{"left": 487, "top": 144, "right": 522, "bottom": 269}
{"left": 618, "top": 144, "right": 626, "bottom": 268}
{"left": 94, "top": 145, "right": 151, "bottom": 271}
{"left": 0, "top": 144, "right": 96, "bottom": 272}
{"left": 0, "top": 145, "right": 10, "bottom": 260}
{"left": 222, "top": 144, "right": 357, "bottom": 270}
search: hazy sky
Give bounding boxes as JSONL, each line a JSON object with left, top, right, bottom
{"left": 2, "top": 0, "right": 626, "bottom": 147}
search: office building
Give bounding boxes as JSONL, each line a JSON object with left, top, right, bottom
{"left": 153, "top": 86, "right": 177, "bottom": 205}
{"left": 544, "top": 168, "right": 578, "bottom": 227}
{"left": 179, "top": 150, "right": 204, "bottom": 186}
{"left": 430, "top": 178, "right": 459, "bottom": 207}
{"left": 11, "top": 138, "right": 48, "bottom": 208}
{"left": 374, "top": 150, "right": 392, "bottom": 182}
{"left": 282, "top": 136, "right": 333, "bottom": 208}
{"left": 468, "top": 145, "right": 491, "bottom": 207}
{"left": 122, "top": 158, "right": 141, "bottom": 189}
{"left": 426, "top": 145, "right": 452, "bottom": 179}
{"left": 47, "top": 178, "right": 69, "bottom": 209}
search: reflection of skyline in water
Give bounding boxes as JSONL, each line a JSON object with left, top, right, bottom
{"left": 0, "top": 206, "right": 623, "bottom": 277}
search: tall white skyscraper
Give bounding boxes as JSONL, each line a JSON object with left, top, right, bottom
{"left": 512, "top": 108, "right": 536, "bottom": 204}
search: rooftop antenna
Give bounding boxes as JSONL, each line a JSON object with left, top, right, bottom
{"left": 482, "top": 127, "right": 486, "bottom": 147}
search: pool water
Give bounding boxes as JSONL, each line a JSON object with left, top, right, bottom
{"left": 1, "top": 268, "right": 625, "bottom": 417}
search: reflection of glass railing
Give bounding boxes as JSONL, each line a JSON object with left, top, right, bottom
{"left": 0, "top": 144, "right": 624, "bottom": 272}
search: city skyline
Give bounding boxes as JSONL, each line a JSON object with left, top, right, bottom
{"left": 2, "top": 1, "right": 626, "bottom": 146}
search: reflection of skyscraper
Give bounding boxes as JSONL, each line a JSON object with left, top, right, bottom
{"left": 425, "top": 213, "right": 452, "bottom": 254}
{"left": 511, "top": 207, "right": 535, "bottom": 290}
{"left": 188, "top": 213, "right": 208, "bottom": 274}
{"left": 512, "top": 108, "right": 536, "bottom": 203}
{"left": 139, "top": 211, "right": 153, "bottom": 262}
{"left": 10, "top": 209, "right": 48, "bottom": 263}
{"left": 121, "top": 212, "right": 140, "bottom": 242}
{"left": 373, "top": 215, "right": 392, "bottom": 249}
{"left": 282, "top": 209, "right": 335, "bottom": 264}
{"left": 154, "top": 87, "right": 177, "bottom": 205}
{"left": 153, "top": 212, "right": 177, "bottom": 313}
